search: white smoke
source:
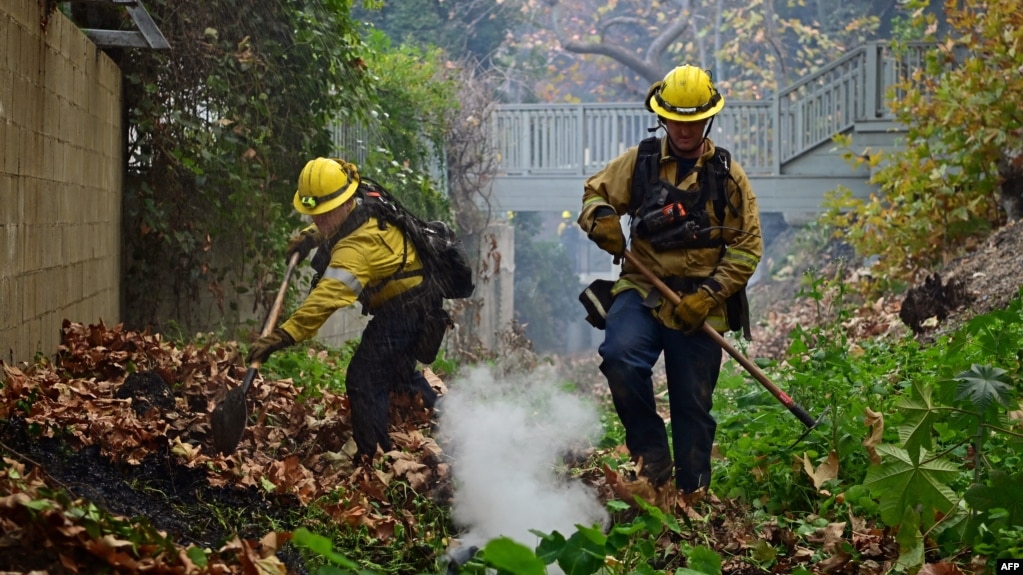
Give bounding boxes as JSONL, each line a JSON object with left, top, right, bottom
{"left": 437, "top": 364, "right": 609, "bottom": 552}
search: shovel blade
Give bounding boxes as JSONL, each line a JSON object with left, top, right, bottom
{"left": 210, "top": 367, "right": 256, "bottom": 455}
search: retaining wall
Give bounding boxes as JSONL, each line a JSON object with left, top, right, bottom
{"left": 1, "top": 0, "right": 123, "bottom": 364}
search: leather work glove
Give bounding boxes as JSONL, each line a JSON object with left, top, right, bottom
{"left": 245, "top": 328, "right": 295, "bottom": 364}
{"left": 673, "top": 289, "right": 718, "bottom": 335}
{"left": 588, "top": 208, "right": 625, "bottom": 262}
{"left": 285, "top": 228, "right": 319, "bottom": 264}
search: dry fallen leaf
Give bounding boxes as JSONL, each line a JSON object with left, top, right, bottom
{"left": 863, "top": 407, "right": 885, "bottom": 465}
{"left": 802, "top": 450, "right": 840, "bottom": 490}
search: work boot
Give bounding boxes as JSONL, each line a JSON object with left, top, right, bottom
{"left": 637, "top": 452, "right": 673, "bottom": 487}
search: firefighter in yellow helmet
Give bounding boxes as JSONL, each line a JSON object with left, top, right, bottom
{"left": 557, "top": 210, "right": 573, "bottom": 236}
{"left": 577, "top": 65, "right": 762, "bottom": 493}
{"left": 247, "top": 157, "right": 440, "bottom": 462}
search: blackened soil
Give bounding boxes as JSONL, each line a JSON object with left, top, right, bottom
{"left": 115, "top": 370, "right": 176, "bottom": 416}
{"left": 0, "top": 417, "right": 310, "bottom": 573}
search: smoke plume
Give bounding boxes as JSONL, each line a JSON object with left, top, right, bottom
{"left": 437, "top": 364, "right": 609, "bottom": 551}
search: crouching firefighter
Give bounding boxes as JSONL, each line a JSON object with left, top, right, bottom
{"left": 246, "top": 157, "right": 447, "bottom": 463}
{"left": 578, "top": 65, "right": 763, "bottom": 494}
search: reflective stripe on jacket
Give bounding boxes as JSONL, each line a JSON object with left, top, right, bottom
{"left": 281, "top": 216, "right": 424, "bottom": 342}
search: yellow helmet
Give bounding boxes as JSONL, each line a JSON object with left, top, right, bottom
{"left": 561, "top": 210, "right": 572, "bottom": 219}
{"left": 293, "top": 157, "right": 360, "bottom": 215}
{"left": 645, "top": 65, "right": 724, "bottom": 122}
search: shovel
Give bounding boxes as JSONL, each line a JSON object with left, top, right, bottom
{"left": 622, "top": 250, "right": 823, "bottom": 434}
{"left": 211, "top": 252, "right": 300, "bottom": 455}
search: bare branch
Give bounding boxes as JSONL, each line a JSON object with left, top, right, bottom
{"left": 646, "top": 16, "right": 690, "bottom": 67}
{"left": 561, "top": 10, "right": 693, "bottom": 84}
{"left": 561, "top": 39, "right": 664, "bottom": 83}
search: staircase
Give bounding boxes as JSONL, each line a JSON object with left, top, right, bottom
{"left": 486, "top": 41, "right": 932, "bottom": 224}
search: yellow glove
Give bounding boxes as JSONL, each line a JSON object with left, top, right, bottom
{"left": 588, "top": 211, "right": 625, "bottom": 259}
{"left": 285, "top": 227, "right": 320, "bottom": 264}
{"left": 245, "top": 328, "right": 294, "bottom": 364}
{"left": 673, "top": 289, "right": 717, "bottom": 335}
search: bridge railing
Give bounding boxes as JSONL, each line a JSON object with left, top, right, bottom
{"left": 489, "top": 41, "right": 933, "bottom": 177}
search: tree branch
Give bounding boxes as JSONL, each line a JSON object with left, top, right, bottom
{"left": 646, "top": 15, "right": 690, "bottom": 68}
{"left": 561, "top": 39, "right": 664, "bottom": 83}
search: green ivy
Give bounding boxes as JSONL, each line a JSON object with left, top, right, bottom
{"left": 115, "top": 1, "right": 465, "bottom": 335}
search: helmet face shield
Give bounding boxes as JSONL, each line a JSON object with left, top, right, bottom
{"left": 646, "top": 65, "right": 725, "bottom": 123}
{"left": 293, "top": 158, "right": 359, "bottom": 215}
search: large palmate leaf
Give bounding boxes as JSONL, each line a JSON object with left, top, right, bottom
{"left": 953, "top": 364, "right": 1015, "bottom": 415}
{"left": 532, "top": 525, "right": 608, "bottom": 575}
{"left": 896, "top": 380, "right": 938, "bottom": 461}
{"left": 863, "top": 444, "right": 960, "bottom": 528}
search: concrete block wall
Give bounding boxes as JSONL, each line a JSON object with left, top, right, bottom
{"left": 1, "top": 0, "right": 123, "bottom": 364}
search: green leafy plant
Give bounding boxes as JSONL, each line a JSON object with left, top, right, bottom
{"left": 716, "top": 265, "right": 883, "bottom": 514}
{"left": 259, "top": 340, "right": 355, "bottom": 398}
{"left": 462, "top": 497, "right": 710, "bottom": 575}
{"left": 291, "top": 527, "right": 368, "bottom": 575}
{"left": 116, "top": 0, "right": 470, "bottom": 338}
{"left": 861, "top": 294, "right": 1023, "bottom": 571}
{"left": 822, "top": 0, "right": 1023, "bottom": 286}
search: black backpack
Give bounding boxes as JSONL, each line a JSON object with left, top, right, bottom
{"left": 311, "top": 179, "right": 475, "bottom": 301}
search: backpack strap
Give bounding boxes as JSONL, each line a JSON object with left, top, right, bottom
{"left": 699, "top": 146, "right": 740, "bottom": 221}
{"left": 628, "top": 141, "right": 751, "bottom": 338}
{"left": 704, "top": 146, "right": 751, "bottom": 340}
{"left": 308, "top": 186, "right": 420, "bottom": 313}
{"left": 628, "top": 136, "right": 662, "bottom": 216}
{"left": 309, "top": 190, "right": 372, "bottom": 288}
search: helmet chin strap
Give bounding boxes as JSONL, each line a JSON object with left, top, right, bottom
{"left": 704, "top": 115, "right": 716, "bottom": 139}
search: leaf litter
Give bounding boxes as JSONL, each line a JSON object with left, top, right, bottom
{"left": 0, "top": 318, "right": 899, "bottom": 575}
{"left": 1, "top": 320, "right": 448, "bottom": 573}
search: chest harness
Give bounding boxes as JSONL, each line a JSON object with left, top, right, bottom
{"left": 628, "top": 136, "right": 738, "bottom": 252}
{"left": 628, "top": 136, "right": 752, "bottom": 339}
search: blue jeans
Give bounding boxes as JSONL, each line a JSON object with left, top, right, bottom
{"left": 599, "top": 289, "right": 722, "bottom": 492}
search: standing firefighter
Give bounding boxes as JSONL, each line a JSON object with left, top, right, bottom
{"left": 247, "top": 157, "right": 445, "bottom": 463}
{"left": 578, "top": 65, "right": 763, "bottom": 494}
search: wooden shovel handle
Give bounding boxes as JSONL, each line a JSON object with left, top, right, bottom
{"left": 622, "top": 250, "right": 818, "bottom": 429}
{"left": 259, "top": 252, "right": 301, "bottom": 338}
{"left": 238, "top": 253, "right": 301, "bottom": 398}
{"left": 243, "top": 251, "right": 300, "bottom": 378}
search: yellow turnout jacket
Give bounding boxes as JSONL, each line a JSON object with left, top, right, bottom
{"left": 578, "top": 137, "right": 763, "bottom": 333}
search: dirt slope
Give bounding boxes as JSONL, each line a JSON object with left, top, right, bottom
{"left": 746, "top": 219, "right": 1023, "bottom": 360}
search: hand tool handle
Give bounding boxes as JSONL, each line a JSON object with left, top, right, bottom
{"left": 623, "top": 250, "right": 818, "bottom": 429}
{"left": 240, "top": 252, "right": 300, "bottom": 392}
{"left": 259, "top": 252, "right": 301, "bottom": 338}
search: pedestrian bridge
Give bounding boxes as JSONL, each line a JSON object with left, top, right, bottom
{"left": 486, "top": 41, "right": 930, "bottom": 224}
